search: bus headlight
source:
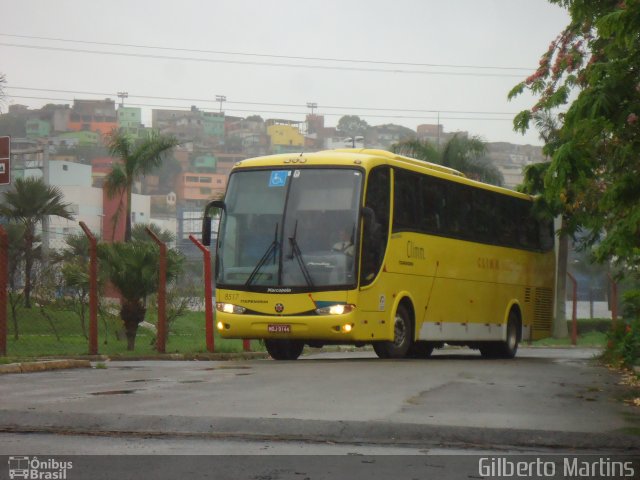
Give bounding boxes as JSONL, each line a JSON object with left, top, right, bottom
{"left": 315, "top": 304, "right": 355, "bottom": 315}
{"left": 216, "top": 303, "right": 247, "bottom": 314}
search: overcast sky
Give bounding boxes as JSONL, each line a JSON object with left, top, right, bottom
{"left": 1, "top": 0, "right": 570, "bottom": 146}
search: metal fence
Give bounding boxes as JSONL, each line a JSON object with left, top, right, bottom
{"left": 0, "top": 223, "right": 253, "bottom": 358}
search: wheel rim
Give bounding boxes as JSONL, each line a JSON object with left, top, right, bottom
{"left": 507, "top": 322, "right": 517, "bottom": 351}
{"left": 393, "top": 313, "right": 407, "bottom": 347}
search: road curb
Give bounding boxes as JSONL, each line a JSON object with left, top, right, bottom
{"left": 0, "top": 410, "right": 638, "bottom": 451}
{"left": 0, "top": 360, "right": 91, "bottom": 374}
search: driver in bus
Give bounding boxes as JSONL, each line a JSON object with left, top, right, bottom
{"left": 332, "top": 227, "right": 354, "bottom": 256}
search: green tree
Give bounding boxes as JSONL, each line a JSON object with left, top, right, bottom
{"left": 98, "top": 241, "right": 184, "bottom": 350}
{"left": 53, "top": 233, "right": 108, "bottom": 338}
{"left": 5, "top": 223, "right": 27, "bottom": 338}
{"left": 0, "top": 177, "right": 74, "bottom": 307}
{"left": 391, "top": 134, "right": 504, "bottom": 186}
{"left": 104, "top": 129, "right": 179, "bottom": 242}
{"left": 509, "top": 0, "right": 640, "bottom": 276}
{"left": 336, "top": 115, "right": 369, "bottom": 139}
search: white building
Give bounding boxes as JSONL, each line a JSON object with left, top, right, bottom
{"left": 24, "top": 160, "right": 161, "bottom": 249}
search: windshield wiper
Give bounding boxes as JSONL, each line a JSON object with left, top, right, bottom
{"left": 245, "top": 223, "right": 279, "bottom": 287}
{"left": 287, "top": 220, "right": 314, "bottom": 287}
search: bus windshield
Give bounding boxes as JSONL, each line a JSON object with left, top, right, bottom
{"left": 216, "top": 168, "right": 363, "bottom": 291}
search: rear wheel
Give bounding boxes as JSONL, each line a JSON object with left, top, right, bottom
{"left": 373, "top": 304, "right": 413, "bottom": 359}
{"left": 265, "top": 339, "right": 304, "bottom": 360}
{"left": 480, "top": 310, "right": 520, "bottom": 359}
{"left": 407, "top": 341, "right": 434, "bottom": 358}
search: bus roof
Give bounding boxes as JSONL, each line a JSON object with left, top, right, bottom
{"left": 231, "top": 148, "right": 533, "bottom": 201}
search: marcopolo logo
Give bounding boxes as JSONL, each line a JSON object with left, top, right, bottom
{"left": 8, "top": 456, "right": 73, "bottom": 480}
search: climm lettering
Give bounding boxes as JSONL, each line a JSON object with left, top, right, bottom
{"left": 478, "top": 257, "right": 499, "bottom": 270}
{"left": 406, "top": 241, "right": 425, "bottom": 260}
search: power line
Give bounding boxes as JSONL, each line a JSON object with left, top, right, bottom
{"left": 0, "top": 42, "right": 527, "bottom": 78}
{"left": 6, "top": 94, "right": 515, "bottom": 122}
{"left": 6, "top": 86, "right": 519, "bottom": 116}
{"left": 0, "top": 32, "right": 534, "bottom": 72}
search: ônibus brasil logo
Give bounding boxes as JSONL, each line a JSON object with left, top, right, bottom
{"left": 8, "top": 456, "right": 73, "bottom": 479}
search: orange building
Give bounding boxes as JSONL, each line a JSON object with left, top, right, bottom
{"left": 67, "top": 99, "right": 118, "bottom": 137}
{"left": 175, "top": 172, "right": 227, "bottom": 203}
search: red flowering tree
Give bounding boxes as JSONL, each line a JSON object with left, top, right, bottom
{"left": 509, "top": 0, "right": 640, "bottom": 277}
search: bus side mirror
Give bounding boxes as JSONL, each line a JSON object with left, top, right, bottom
{"left": 202, "top": 200, "right": 225, "bottom": 247}
{"left": 202, "top": 217, "right": 212, "bottom": 246}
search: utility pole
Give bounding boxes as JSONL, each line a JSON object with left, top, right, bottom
{"left": 216, "top": 95, "right": 226, "bottom": 113}
{"left": 117, "top": 91, "right": 128, "bottom": 107}
{"left": 306, "top": 102, "right": 317, "bottom": 115}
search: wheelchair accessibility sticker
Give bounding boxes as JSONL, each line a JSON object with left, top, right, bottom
{"left": 269, "top": 170, "right": 289, "bottom": 187}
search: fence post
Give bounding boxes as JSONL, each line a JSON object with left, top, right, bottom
{"left": 567, "top": 271, "right": 578, "bottom": 346}
{"left": 189, "top": 235, "right": 214, "bottom": 353}
{"left": 0, "top": 226, "right": 7, "bottom": 356}
{"left": 607, "top": 273, "right": 618, "bottom": 330}
{"left": 146, "top": 228, "right": 167, "bottom": 354}
{"left": 79, "top": 222, "right": 98, "bottom": 355}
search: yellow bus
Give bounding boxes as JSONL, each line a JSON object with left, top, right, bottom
{"left": 202, "top": 149, "right": 555, "bottom": 360}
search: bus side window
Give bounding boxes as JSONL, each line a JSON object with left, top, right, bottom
{"left": 472, "top": 189, "right": 494, "bottom": 243}
{"left": 361, "top": 166, "right": 390, "bottom": 286}
{"left": 421, "top": 177, "right": 444, "bottom": 233}
{"left": 392, "top": 169, "right": 420, "bottom": 232}
{"left": 446, "top": 183, "right": 473, "bottom": 238}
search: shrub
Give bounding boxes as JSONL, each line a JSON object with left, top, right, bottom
{"left": 602, "top": 319, "right": 640, "bottom": 368}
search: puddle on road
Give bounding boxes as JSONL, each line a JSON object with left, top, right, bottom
{"left": 126, "top": 378, "right": 161, "bottom": 383}
{"left": 178, "top": 380, "right": 205, "bottom": 384}
{"left": 202, "top": 365, "right": 252, "bottom": 371}
{"left": 90, "top": 389, "right": 139, "bottom": 396}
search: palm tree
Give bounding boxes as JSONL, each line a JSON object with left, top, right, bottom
{"left": 0, "top": 177, "right": 74, "bottom": 307}
{"left": 131, "top": 223, "right": 175, "bottom": 244}
{"left": 104, "top": 129, "right": 179, "bottom": 242}
{"left": 98, "top": 241, "right": 183, "bottom": 350}
{"left": 391, "top": 134, "right": 504, "bottom": 186}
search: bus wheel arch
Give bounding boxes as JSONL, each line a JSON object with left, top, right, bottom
{"left": 373, "top": 296, "right": 415, "bottom": 359}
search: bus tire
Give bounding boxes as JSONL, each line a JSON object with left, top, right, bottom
{"left": 407, "top": 341, "right": 434, "bottom": 358}
{"left": 373, "top": 303, "right": 413, "bottom": 359}
{"left": 265, "top": 339, "right": 304, "bottom": 360}
{"left": 480, "top": 310, "right": 520, "bottom": 359}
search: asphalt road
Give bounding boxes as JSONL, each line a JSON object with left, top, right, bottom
{"left": 0, "top": 347, "right": 639, "bottom": 478}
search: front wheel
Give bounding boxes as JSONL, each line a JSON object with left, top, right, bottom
{"left": 407, "top": 341, "right": 434, "bottom": 359}
{"left": 373, "top": 304, "right": 413, "bottom": 359}
{"left": 265, "top": 339, "right": 304, "bottom": 360}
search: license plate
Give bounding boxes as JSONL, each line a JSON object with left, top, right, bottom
{"left": 268, "top": 324, "right": 291, "bottom": 333}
